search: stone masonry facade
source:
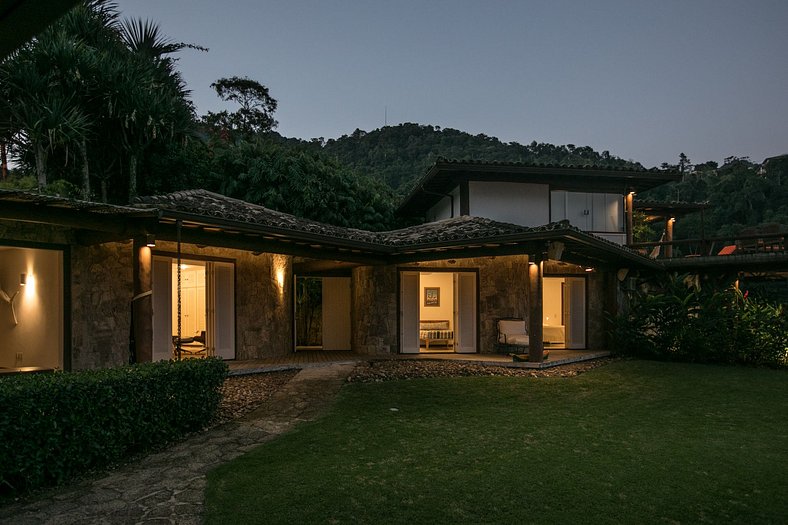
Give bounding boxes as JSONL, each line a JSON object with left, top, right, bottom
{"left": 153, "top": 242, "right": 293, "bottom": 361}
{"left": 71, "top": 242, "right": 134, "bottom": 369}
{"left": 351, "top": 255, "right": 531, "bottom": 355}
{"left": 351, "top": 255, "right": 613, "bottom": 355}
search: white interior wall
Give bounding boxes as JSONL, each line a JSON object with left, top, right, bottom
{"left": 0, "top": 247, "right": 63, "bottom": 369}
{"left": 419, "top": 272, "right": 454, "bottom": 327}
{"left": 171, "top": 262, "right": 206, "bottom": 338}
{"left": 469, "top": 181, "right": 550, "bottom": 226}
{"left": 543, "top": 278, "right": 564, "bottom": 325}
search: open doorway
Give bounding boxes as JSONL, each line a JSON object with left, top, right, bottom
{"left": 294, "top": 276, "right": 351, "bottom": 351}
{"left": 542, "top": 276, "right": 586, "bottom": 349}
{"left": 400, "top": 270, "right": 477, "bottom": 354}
{"left": 152, "top": 255, "right": 235, "bottom": 361}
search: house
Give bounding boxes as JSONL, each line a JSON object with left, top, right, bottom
{"left": 0, "top": 161, "right": 683, "bottom": 373}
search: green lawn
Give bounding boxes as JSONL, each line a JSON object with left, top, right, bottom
{"left": 205, "top": 361, "right": 788, "bottom": 524}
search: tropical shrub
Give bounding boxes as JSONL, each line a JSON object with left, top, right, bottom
{"left": 611, "top": 274, "right": 788, "bottom": 368}
{"left": 0, "top": 358, "right": 228, "bottom": 494}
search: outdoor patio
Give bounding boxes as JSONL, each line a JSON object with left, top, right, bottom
{"left": 227, "top": 349, "right": 611, "bottom": 376}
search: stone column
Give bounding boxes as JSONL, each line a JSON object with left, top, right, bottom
{"left": 132, "top": 237, "right": 153, "bottom": 363}
{"left": 527, "top": 256, "right": 544, "bottom": 362}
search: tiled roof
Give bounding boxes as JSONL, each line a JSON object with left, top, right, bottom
{"left": 377, "top": 215, "right": 560, "bottom": 247}
{"left": 0, "top": 189, "right": 157, "bottom": 215}
{"left": 136, "top": 189, "right": 565, "bottom": 248}
{"left": 134, "top": 189, "right": 645, "bottom": 259}
{"left": 432, "top": 157, "right": 660, "bottom": 172}
{"left": 135, "top": 189, "right": 381, "bottom": 246}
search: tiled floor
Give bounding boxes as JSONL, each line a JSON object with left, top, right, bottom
{"left": 227, "top": 349, "right": 611, "bottom": 375}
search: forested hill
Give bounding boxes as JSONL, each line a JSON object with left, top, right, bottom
{"left": 278, "top": 123, "right": 640, "bottom": 194}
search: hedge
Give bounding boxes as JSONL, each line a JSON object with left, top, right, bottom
{"left": 610, "top": 274, "right": 788, "bottom": 368}
{"left": 0, "top": 357, "right": 228, "bottom": 494}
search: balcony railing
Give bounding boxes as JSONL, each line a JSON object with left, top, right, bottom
{"left": 629, "top": 232, "right": 786, "bottom": 259}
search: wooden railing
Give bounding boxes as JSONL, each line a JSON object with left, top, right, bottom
{"left": 629, "top": 232, "right": 786, "bottom": 259}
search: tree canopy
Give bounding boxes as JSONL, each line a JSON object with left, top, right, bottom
{"left": 202, "top": 76, "right": 278, "bottom": 139}
{"left": 0, "top": 2, "right": 783, "bottom": 238}
{"left": 280, "top": 123, "right": 641, "bottom": 195}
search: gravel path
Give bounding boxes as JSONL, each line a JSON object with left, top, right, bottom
{"left": 348, "top": 356, "right": 616, "bottom": 382}
{"left": 214, "top": 370, "right": 298, "bottom": 425}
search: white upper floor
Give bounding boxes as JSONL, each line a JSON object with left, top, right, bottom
{"left": 401, "top": 160, "right": 680, "bottom": 246}
{"left": 425, "top": 182, "right": 625, "bottom": 244}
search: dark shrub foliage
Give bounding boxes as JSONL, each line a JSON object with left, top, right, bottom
{"left": 611, "top": 274, "right": 788, "bottom": 368}
{"left": 0, "top": 358, "right": 228, "bottom": 494}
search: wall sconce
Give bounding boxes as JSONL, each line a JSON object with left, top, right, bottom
{"left": 669, "top": 217, "right": 676, "bottom": 223}
{"left": 585, "top": 267, "right": 594, "bottom": 272}
{"left": 146, "top": 234, "right": 156, "bottom": 247}
{"left": 20, "top": 273, "right": 26, "bottom": 286}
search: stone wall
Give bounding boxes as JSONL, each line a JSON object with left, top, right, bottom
{"left": 351, "top": 265, "right": 398, "bottom": 354}
{"left": 351, "top": 256, "right": 618, "bottom": 354}
{"left": 153, "top": 242, "right": 293, "bottom": 360}
{"left": 71, "top": 242, "right": 134, "bottom": 369}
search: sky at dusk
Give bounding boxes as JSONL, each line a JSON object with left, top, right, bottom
{"left": 114, "top": 0, "right": 788, "bottom": 168}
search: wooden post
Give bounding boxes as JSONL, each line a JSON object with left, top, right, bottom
{"left": 528, "top": 256, "right": 544, "bottom": 362}
{"left": 665, "top": 218, "right": 675, "bottom": 258}
{"left": 132, "top": 237, "right": 153, "bottom": 363}
{"left": 625, "top": 192, "right": 634, "bottom": 246}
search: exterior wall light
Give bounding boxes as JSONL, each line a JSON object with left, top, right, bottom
{"left": 146, "top": 234, "right": 156, "bottom": 247}
{"left": 20, "top": 273, "right": 26, "bottom": 286}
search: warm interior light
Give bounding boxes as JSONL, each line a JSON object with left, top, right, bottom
{"left": 585, "top": 267, "right": 594, "bottom": 272}
{"left": 24, "top": 273, "right": 35, "bottom": 298}
{"left": 669, "top": 217, "right": 676, "bottom": 222}
{"left": 146, "top": 234, "right": 156, "bottom": 247}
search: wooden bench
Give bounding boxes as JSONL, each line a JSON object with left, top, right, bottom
{"left": 419, "top": 320, "right": 454, "bottom": 350}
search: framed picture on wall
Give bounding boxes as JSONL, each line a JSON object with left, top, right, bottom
{"left": 424, "top": 287, "right": 440, "bottom": 307}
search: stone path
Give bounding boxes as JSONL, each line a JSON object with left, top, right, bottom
{"left": 0, "top": 363, "right": 356, "bottom": 525}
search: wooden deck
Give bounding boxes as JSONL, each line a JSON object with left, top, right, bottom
{"left": 227, "top": 349, "right": 611, "bottom": 376}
